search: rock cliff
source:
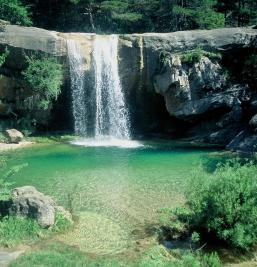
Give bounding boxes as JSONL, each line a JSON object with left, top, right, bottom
{"left": 0, "top": 22, "right": 257, "bottom": 152}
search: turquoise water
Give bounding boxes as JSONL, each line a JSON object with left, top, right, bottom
{"left": 1, "top": 142, "right": 224, "bottom": 254}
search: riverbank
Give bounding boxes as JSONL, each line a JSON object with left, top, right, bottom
{"left": 0, "top": 142, "right": 35, "bottom": 151}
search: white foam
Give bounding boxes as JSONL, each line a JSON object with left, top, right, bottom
{"left": 70, "top": 137, "right": 143, "bottom": 148}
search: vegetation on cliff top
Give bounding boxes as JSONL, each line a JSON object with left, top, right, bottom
{"left": 1, "top": 0, "right": 257, "bottom": 33}
{"left": 0, "top": 0, "right": 32, "bottom": 26}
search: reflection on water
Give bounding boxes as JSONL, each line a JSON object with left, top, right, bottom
{"left": 2, "top": 142, "right": 226, "bottom": 254}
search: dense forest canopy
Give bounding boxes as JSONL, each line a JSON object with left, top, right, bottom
{"left": 0, "top": 0, "right": 257, "bottom": 33}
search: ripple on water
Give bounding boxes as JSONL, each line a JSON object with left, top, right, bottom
{"left": 58, "top": 212, "right": 131, "bottom": 255}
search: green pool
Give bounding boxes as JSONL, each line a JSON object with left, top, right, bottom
{"left": 1, "top": 141, "right": 225, "bottom": 255}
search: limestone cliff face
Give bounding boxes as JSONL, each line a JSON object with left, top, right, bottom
{"left": 0, "top": 23, "right": 257, "bottom": 151}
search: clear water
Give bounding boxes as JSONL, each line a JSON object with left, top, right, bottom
{"left": 2, "top": 142, "right": 223, "bottom": 254}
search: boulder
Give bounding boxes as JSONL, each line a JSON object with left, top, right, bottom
{"left": 228, "top": 131, "right": 257, "bottom": 153}
{"left": 4, "top": 129, "right": 23, "bottom": 143}
{"left": 249, "top": 114, "right": 257, "bottom": 130}
{"left": 153, "top": 51, "right": 248, "bottom": 122}
{"left": 9, "top": 186, "right": 56, "bottom": 228}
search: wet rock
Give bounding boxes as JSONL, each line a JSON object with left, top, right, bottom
{"left": 227, "top": 131, "right": 257, "bottom": 153}
{"left": 250, "top": 100, "right": 257, "bottom": 113}
{"left": 4, "top": 129, "right": 23, "bottom": 144}
{"left": 206, "top": 128, "right": 242, "bottom": 146}
{"left": 249, "top": 114, "right": 257, "bottom": 130}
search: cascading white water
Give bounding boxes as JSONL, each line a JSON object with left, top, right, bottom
{"left": 67, "top": 39, "right": 87, "bottom": 135}
{"left": 93, "top": 35, "right": 130, "bottom": 140}
{"left": 67, "top": 35, "right": 140, "bottom": 147}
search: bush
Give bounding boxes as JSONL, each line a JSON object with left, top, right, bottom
{"left": 22, "top": 55, "right": 64, "bottom": 110}
{"left": 0, "top": 47, "right": 9, "bottom": 68}
{"left": 0, "top": 0, "right": 32, "bottom": 26}
{"left": 165, "top": 160, "right": 257, "bottom": 251}
{"left": 181, "top": 47, "right": 221, "bottom": 64}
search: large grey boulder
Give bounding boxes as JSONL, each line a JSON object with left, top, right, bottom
{"left": 9, "top": 186, "right": 56, "bottom": 228}
{"left": 153, "top": 52, "right": 248, "bottom": 121}
{"left": 4, "top": 129, "right": 23, "bottom": 143}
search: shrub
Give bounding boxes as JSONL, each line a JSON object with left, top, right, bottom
{"left": 0, "top": 0, "right": 32, "bottom": 26}
{"left": 22, "top": 55, "right": 64, "bottom": 110}
{"left": 181, "top": 47, "right": 221, "bottom": 64}
{"left": 0, "top": 47, "right": 9, "bottom": 68}
{"left": 165, "top": 160, "right": 257, "bottom": 251}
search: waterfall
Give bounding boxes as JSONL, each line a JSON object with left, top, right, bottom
{"left": 67, "top": 34, "right": 139, "bottom": 147}
{"left": 67, "top": 39, "right": 87, "bottom": 135}
{"left": 93, "top": 35, "right": 130, "bottom": 140}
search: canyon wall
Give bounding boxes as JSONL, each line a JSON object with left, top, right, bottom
{"left": 0, "top": 21, "right": 257, "bottom": 151}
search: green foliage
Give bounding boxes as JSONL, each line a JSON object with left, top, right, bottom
{"left": 216, "top": 0, "right": 257, "bottom": 27}
{"left": 0, "top": 0, "right": 32, "bottom": 26}
{"left": 191, "top": 231, "right": 201, "bottom": 243}
{"left": 22, "top": 55, "right": 63, "bottom": 110}
{"left": 201, "top": 253, "right": 222, "bottom": 267}
{"left": 10, "top": 241, "right": 222, "bottom": 267}
{"left": 173, "top": 0, "right": 225, "bottom": 30}
{"left": 0, "top": 216, "right": 42, "bottom": 247}
{"left": 158, "top": 207, "right": 192, "bottom": 237}
{"left": 22, "top": 0, "right": 229, "bottom": 33}
{"left": 0, "top": 47, "right": 9, "bottom": 68}
{"left": 0, "top": 212, "right": 71, "bottom": 247}
{"left": 0, "top": 156, "right": 28, "bottom": 201}
{"left": 165, "top": 160, "right": 257, "bottom": 250}
{"left": 181, "top": 47, "right": 222, "bottom": 64}
{"left": 10, "top": 243, "right": 89, "bottom": 267}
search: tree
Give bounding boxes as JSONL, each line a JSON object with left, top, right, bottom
{"left": 0, "top": 0, "right": 32, "bottom": 26}
{"left": 172, "top": 0, "right": 225, "bottom": 30}
{"left": 217, "top": 0, "right": 257, "bottom": 26}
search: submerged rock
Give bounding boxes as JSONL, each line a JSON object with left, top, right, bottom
{"left": 8, "top": 186, "right": 70, "bottom": 228}
{"left": 4, "top": 129, "right": 24, "bottom": 144}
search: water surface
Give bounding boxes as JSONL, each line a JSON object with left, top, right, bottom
{"left": 2, "top": 141, "right": 223, "bottom": 254}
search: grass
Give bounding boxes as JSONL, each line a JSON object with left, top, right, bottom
{"left": 0, "top": 212, "right": 71, "bottom": 247}
{"left": 10, "top": 242, "right": 222, "bottom": 267}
